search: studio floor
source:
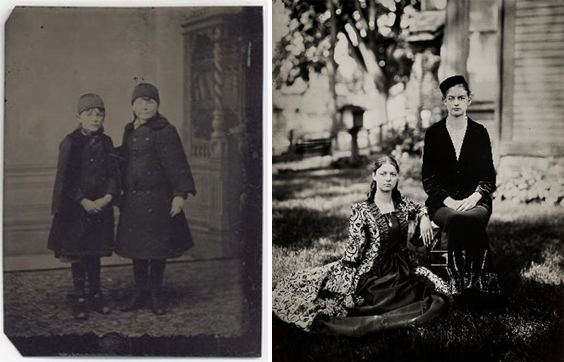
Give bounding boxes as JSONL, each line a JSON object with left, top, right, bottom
{"left": 3, "top": 258, "right": 260, "bottom": 356}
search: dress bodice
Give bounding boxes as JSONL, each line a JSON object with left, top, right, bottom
{"left": 380, "top": 212, "right": 402, "bottom": 256}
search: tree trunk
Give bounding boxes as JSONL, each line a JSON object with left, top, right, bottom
{"left": 328, "top": 0, "right": 339, "bottom": 151}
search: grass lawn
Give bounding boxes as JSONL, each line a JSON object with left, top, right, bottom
{"left": 273, "top": 166, "right": 564, "bottom": 361}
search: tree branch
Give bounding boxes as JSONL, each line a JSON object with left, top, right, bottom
{"left": 342, "top": 28, "right": 368, "bottom": 73}
{"left": 353, "top": 0, "right": 370, "bottom": 36}
{"left": 345, "top": 16, "right": 386, "bottom": 93}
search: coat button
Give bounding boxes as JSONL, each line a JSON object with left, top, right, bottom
{"left": 148, "top": 209, "right": 153, "bottom": 213}
{"left": 132, "top": 190, "right": 137, "bottom": 194}
{"left": 145, "top": 137, "right": 150, "bottom": 141}
{"left": 133, "top": 138, "right": 137, "bottom": 142}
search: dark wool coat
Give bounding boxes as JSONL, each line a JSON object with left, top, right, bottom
{"left": 115, "top": 114, "right": 196, "bottom": 259}
{"left": 48, "top": 128, "right": 119, "bottom": 257}
{"left": 422, "top": 118, "right": 496, "bottom": 215}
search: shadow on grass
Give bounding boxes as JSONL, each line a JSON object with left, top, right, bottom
{"left": 273, "top": 207, "right": 348, "bottom": 249}
{"left": 273, "top": 169, "right": 370, "bottom": 201}
{"left": 488, "top": 215, "right": 564, "bottom": 295}
{"left": 273, "top": 277, "right": 564, "bottom": 362}
{"left": 273, "top": 311, "right": 497, "bottom": 362}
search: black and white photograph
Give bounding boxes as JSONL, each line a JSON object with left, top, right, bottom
{"left": 3, "top": 4, "right": 263, "bottom": 357}
{"left": 272, "top": 0, "right": 563, "bottom": 361}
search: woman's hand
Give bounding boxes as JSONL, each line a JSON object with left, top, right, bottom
{"left": 456, "top": 192, "right": 482, "bottom": 212}
{"left": 419, "top": 215, "right": 434, "bottom": 247}
{"left": 444, "top": 197, "right": 462, "bottom": 210}
{"left": 170, "top": 196, "right": 185, "bottom": 217}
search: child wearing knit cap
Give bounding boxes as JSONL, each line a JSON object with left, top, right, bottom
{"left": 48, "top": 93, "right": 120, "bottom": 320}
{"left": 116, "top": 83, "right": 196, "bottom": 315}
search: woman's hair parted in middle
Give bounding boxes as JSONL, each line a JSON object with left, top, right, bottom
{"left": 366, "top": 155, "right": 402, "bottom": 203}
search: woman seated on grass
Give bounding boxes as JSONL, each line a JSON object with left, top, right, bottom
{"left": 273, "top": 155, "right": 452, "bottom": 337}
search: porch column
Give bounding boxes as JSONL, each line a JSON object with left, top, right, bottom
{"left": 209, "top": 22, "right": 230, "bottom": 250}
{"left": 182, "top": 9, "right": 247, "bottom": 258}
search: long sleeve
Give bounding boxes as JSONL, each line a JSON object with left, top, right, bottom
{"left": 422, "top": 127, "right": 450, "bottom": 204}
{"left": 342, "top": 203, "right": 368, "bottom": 266}
{"left": 114, "top": 123, "right": 133, "bottom": 192}
{"left": 474, "top": 128, "right": 496, "bottom": 198}
{"left": 103, "top": 137, "right": 120, "bottom": 200}
{"left": 74, "top": 187, "right": 86, "bottom": 203}
{"left": 57, "top": 133, "right": 87, "bottom": 207}
{"left": 154, "top": 125, "right": 196, "bottom": 198}
{"left": 323, "top": 203, "right": 366, "bottom": 296}
{"left": 51, "top": 137, "right": 72, "bottom": 215}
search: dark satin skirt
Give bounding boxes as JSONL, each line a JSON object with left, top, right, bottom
{"left": 312, "top": 216, "right": 447, "bottom": 337}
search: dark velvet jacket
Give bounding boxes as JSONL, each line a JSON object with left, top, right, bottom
{"left": 422, "top": 118, "right": 496, "bottom": 215}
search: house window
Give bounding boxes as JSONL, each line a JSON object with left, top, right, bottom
{"left": 466, "top": 0, "right": 501, "bottom": 103}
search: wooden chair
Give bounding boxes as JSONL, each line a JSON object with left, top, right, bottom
{"left": 427, "top": 222, "right": 450, "bottom": 277}
{"left": 407, "top": 220, "right": 450, "bottom": 277}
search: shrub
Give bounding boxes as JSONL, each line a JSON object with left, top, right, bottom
{"left": 381, "top": 123, "right": 425, "bottom": 156}
{"left": 392, "top": 148, "right": 422, "bottom": 182}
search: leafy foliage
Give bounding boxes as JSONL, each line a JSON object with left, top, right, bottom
{"left": 273, "top": 0, "right": 421, "bottom": 94}
{"left": 382, "top": 122, "right": 426, "bottom": 156}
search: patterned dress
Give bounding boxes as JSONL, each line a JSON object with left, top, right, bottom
{"left": 272, "top": 197, "right": 452, "bottom": 337}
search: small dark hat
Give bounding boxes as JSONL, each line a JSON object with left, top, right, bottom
{"left": 439, "top": 75, "right": 468, "bottom": 95}
{"left": 131, "top": 83, "right": 160, "bottom": 104}
{"left": 77, "top": 93, "right": 105, "bottom": 115}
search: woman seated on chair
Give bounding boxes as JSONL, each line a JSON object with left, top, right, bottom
{"left": 273, "top": 155, "right": 452, "bottom": 337}
{"left": 422, "top": 75, "right": 501, "bottom": 303}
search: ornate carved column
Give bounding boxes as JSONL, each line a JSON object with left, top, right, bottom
{"left": 210, "top": 25, "right": 226, "bottom": 141}
{"left": 182, "top": 9, "right": 246, "bottom": 258}
{"left": 208, "top": 21, "right": 230, "bottom": 249}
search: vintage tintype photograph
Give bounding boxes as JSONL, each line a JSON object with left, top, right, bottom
{"left": 4, "top": 5, "right": 263, "bottom": 357}
{"left": 273, "top": 0, "right": 563, "bottom": 361}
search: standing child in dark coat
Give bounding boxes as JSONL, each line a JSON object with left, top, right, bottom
{"left": 116, "top": 83, "right": 196, "bottom": 315}
{"left": 48, "top": 93, "right": 119, "bottom": 320}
